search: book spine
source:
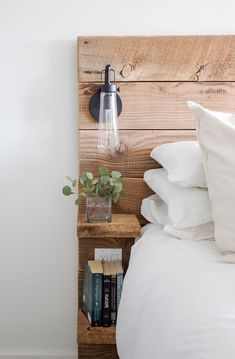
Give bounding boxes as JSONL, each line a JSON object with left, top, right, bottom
{"left": 116, "top": 272, "right": 123, "bottom": 313}
{"left": 110, "top": 274, "right": 117, "bottom": 324}
{"left": 92, "top": 273, "right": 103, "bottom": 326}
{"left": 102, "top": 274, "right": 111, "bottom": 327}
{"left": 82, "top": 263, "right": 92, "bottom": 324}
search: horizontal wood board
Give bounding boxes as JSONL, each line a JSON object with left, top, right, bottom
{"left": 79, "top": 130, "right": 196, "bottom": 177}
{"left": 79, "top": 82, "right": 235, "bottom": 129}
{"left": 78, "top": 214, "right": 140, "bottom": 238}
{"left": 78, "top": 344, "right": 118, "bottom": 359}
{"left": 78, "top": 309, "right": 116, "bottom": 345}
{"left": 78, "top": 36, "right": 235, "bottom": 82}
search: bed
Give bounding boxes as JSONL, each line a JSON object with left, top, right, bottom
{"left": 117, "top": 224, "right": 235, "bottom": 359}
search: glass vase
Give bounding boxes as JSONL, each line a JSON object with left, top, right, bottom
{"left": 85, "top": 196, "right": 112, "bottom": 223}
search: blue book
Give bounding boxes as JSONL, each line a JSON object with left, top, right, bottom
{"left": 82, "top": 260, "right": 103, "bottom": 326}
{"left": 115, "top": 261, "right": 124, "bottom": 313}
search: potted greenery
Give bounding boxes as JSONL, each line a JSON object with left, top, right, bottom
{"left": 62, "top": 166, "right": 126, "bottom": 223}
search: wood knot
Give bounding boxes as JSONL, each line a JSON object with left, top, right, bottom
{"left": 82, "top": 84, "right": 99, "bottom": 95}
{"left": 120, "top": 63, "right": 133, "bottom": 78}
{"left": 194, "top": 62, "right": 210, "bottom": 81}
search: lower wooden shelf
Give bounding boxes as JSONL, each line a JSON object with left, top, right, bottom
{"left": 78, "top": 309, "right": 116, "bottom": 345}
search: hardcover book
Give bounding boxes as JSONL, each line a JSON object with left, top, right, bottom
{"left": 82, "top": 260, "right": 103, "bottom": 327}
{"left": 115, "top": 260, "right": 124, "bottom": 313}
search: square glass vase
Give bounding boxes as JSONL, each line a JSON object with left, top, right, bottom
{"left": 85, "top": 196, "right": 112, "bottom": 223}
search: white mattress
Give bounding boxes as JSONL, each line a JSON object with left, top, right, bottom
{"left": 116, "top": 224, "right": 235, "bottom": 359}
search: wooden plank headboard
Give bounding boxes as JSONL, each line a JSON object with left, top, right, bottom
{"left": 77, "top": 36, "right": 235, "bottom": 222}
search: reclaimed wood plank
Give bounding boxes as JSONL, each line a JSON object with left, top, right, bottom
{"left": 79, "top": 82, "right": 235, "bottom": 129}
{"left": 78, "top": 214, "right": 140, "bottom": 238}
{"left": 79, "top": 129, "right": 196, "bottom": 177}
{"left": 78, "top": 309, "right": 116, "bottom": 345}
{"left": 78, "top": 343, "right": 118, "bottom": 358}
{"left": 78, "top": 36, "right": 235, "bottom": 82}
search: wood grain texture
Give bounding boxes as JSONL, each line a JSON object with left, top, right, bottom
{"left": 79, "top": 82, "right": 235, "bottom": 130}
{"left": 79, "top": 130, "right": 196, "bottom": 177}
{"left": 78, "top": 214, "right": 140, "bottom": 238}
{"left": 78, "top": 309, "right": 116, "bottom": 345}
{"left": 78, "top": 36, "right": 235, "bottom": 82}
{"left": 79, "top": 178, "right": 153, "bottom": 223}
{"left": 78, "top": 344, "right": 118, "bottom": 359}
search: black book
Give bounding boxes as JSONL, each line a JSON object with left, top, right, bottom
{"left": 102, "top": 262, "right": 111, "bottom": 327}
{"left": 109, "top": 262, "right": 117, "bottom": 325}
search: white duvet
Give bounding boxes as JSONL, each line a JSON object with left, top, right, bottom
{"left": 116, "top": 224, "right": 235, "bottom": 359}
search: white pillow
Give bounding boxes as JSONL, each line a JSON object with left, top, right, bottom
{"left": 187, "top": 101, "right": 235, "bottom": 260}
{"left": 141, "top": 194, "right": 214, "bottom": 240}
{"left": 144, "top": 168, "right": 212, "bottom": 229}
{"left": 150, "top": 141, "right": 207, "bottom": 188}
{"left": 141, "top": 194, "right": 168, "bottom": 225}
{"left": 164, "top": 222, "right": 214, "bottom": 241}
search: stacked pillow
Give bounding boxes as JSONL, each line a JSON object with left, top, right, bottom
{"left": 142, "top": 141, "right": 214, "bottom": 240}
{"left": 187, "top": 102, "right": 235, "bottom": 262}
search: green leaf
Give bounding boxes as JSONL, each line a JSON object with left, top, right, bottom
{"left": 75, "top": 197, "right": 80, "bottom": 205}
{"left": 84, "top": 186, "right": 94, "bottom": 194}
{"left": 114, "top": 181, "right": 122, "bottom": 192}
{"left": 110, "top": 178, "right": 115, "bottom": 186}
{"left": 86, "top": 172, "right": 93, "bottom": 180}
{"left": 76, "top": 167, "right": 125, "bottom": 203}
{"left": 99, "top": 166, "right": 109, "bottom": 176}
{"left": 80, "top": 173, "right": 87, "bottom": 182}
{"left": 72, "top": 179, "right": 77, "bottom": 188}
{"left": 113, "top": 192, "right": 119, "bottom": 203}
{"left": 120, "top": 190, "right": 127, "bottom": 197}
{"left": 111, "top": 171, "right": 122, "bottom": 179}
{"left": 62, "top": 186, "right": 74, "bottom": 196}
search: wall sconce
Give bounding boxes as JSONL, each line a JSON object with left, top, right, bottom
{"left": 89, "top": 65, "right": 122, "bottom": 152}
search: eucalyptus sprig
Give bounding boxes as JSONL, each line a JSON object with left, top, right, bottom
{"left": 62, "top": 166, "right": 126, "bottom": 205}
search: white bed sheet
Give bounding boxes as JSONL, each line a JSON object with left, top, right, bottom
{"left": 116, "top": 224, "right": 235, "bottom": 359}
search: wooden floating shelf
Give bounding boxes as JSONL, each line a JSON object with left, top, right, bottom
{"left": 78, "top": 213, "right": 141, "bottom": 238}
{"left": 78, "top": 309, "right": 116, "bottom": 345}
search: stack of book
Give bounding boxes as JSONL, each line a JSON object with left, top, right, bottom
{"left": 82, "top": 260, "right": 124, "bottom": 327}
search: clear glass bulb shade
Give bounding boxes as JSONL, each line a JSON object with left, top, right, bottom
{"left": 98, "top": 91, "right": 120, "bottom": 152}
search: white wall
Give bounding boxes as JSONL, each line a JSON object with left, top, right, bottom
{"left": 0, "top": 0, "right": 235, "bottom": 358}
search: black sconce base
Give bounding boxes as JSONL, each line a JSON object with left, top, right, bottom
{"left": 89, "top": 90, "right": 122, "bottom": 121}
